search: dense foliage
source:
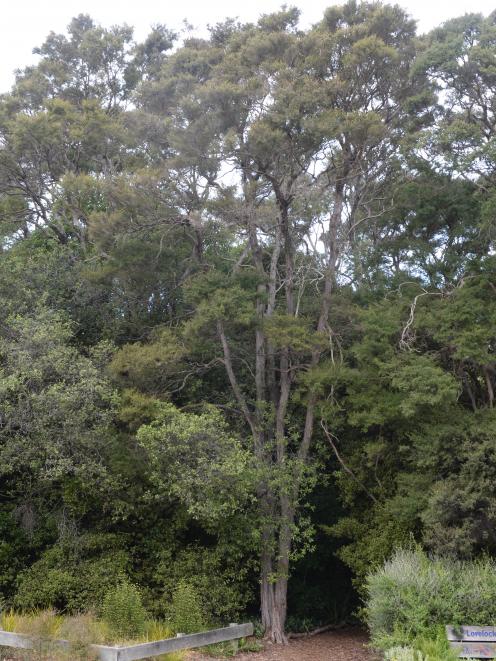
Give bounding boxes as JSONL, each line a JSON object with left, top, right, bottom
{"left": 366, "top": 548, "right": 496, "bottom": 658}
{"left": 101, "top": 580, "right": 147, "bottom": 639}
{"left": 0, "top": 2, "right": 495, "bottom": 642}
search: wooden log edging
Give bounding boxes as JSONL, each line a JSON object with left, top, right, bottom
{"left": 0, "top": 630, "right": 117, "bottom": 661}
{"left": 0, "top": 622, "right": 254, "bottom": 661}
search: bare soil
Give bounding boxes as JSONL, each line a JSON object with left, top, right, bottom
{"left": 190, "top": 628, "right": 378, "bottom": 661}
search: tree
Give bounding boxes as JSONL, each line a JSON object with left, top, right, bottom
{"left": 0, "top": 4, "right": 494, "bottom": 642}
{"left": 0, "top": 308, "right": 116, "bottom": 530}
{"left": 136, "top": 1, "right": 431, "bottom": 641}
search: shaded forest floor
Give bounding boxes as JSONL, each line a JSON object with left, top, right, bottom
{"left": 0, "top": 628, "right": 377, "bottom": 661}
{"left": 190, "top": 628, "right": 377, "bottom": 661}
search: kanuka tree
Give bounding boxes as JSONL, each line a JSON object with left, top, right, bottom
{"left": 416, "top": 10, "right": 496, "bottom": 181}
{"left": 138, "top": 1, "right": 431, "bottom": 641}
{"left": 0, "top": 15, "right": 175, "bottom": 245}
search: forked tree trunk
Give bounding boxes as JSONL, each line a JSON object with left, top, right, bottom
{"left": 218, "top": 175, "right": 343, "bottom": 644}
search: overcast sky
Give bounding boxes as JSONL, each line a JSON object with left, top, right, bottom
{"left": 1, "top": 0, "right": 494, "bottom": 93}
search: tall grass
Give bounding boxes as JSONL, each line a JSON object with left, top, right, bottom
{"left": 0, "top": 609, "right": 185, "bottom": 660}
{"left": 1, "top": 609, "right": 64, "bottom": 638}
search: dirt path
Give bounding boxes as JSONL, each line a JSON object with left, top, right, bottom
{"left": 190, "top": 628, "right": 377, "bottom": 661}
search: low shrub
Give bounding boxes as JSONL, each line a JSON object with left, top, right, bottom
{"left": 413, "top": 636, "right": 459, "bottom": 661}
{"left": 154, "top": 545, "right": 253, "bottom": 622}
{"left": 101, "top": 579, "right": 147, "bottom": 640}
{"left": 14, "top": 535, "right": 130, "bottom": 613}
{"left": 285, "top": 615, "right": 317, "bottom": 634}
{"left": 169, "top": 580, "right": 205, "bottom": 634}
{"left": 384, "top": 636, "right": 459, "bottom": 661}
{"left": 365, "top": 547, "right": 496, "bottom": 656}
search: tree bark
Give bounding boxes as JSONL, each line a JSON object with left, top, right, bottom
{"left": 484, "top": 366, "right": 494, "bottom": 409}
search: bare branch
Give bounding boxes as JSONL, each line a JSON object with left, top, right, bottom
{"left": 216, "top": 320, "right": 257, "bottom": 439}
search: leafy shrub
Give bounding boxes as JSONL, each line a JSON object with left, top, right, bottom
{"left": 14, "top": 534, "right": 130, "bottom": 612}
{"left": 384, "top": 638, "right": 458, "bottom": 661}
{"left": 154, "top": 545, "right": 253, "bottom": 622}
{"left": 0, "top": 508, "right": 31, "bottom": 603}
{"left": 170, "top": 580, "right": 205, "bottom": 634}
{"left": 285, "top": 615, "right": 319, "bottom": 634}
{"left": 366, "top": 547, "right": 496, "bottom": 653}
{"left": 413, "top": 636, "right": 458, "bottom": 661}
{"left": 101, "top": 580, "right": 147, "bottom": 640}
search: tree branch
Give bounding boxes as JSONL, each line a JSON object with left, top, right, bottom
{"left": 321, "top": 420, "right": 378, "bottom": 504}
{"left": 217, "top": 319, "right": 257, "bottom": 439}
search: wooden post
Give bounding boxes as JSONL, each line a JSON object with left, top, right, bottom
{"left": 0, "top": 623, "right": 254, "bottom": 661}
{"left": 229, "top": 623, "right": 239, "bottom": 653}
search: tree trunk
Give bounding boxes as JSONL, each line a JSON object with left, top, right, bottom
{"left": 260, "top": 562, "right": 290, "bottom": 644}
{"left": 259, "top": 499, "right": 294, "bottom": 643}
{"left": 484, "top": 365, "right": 494, "bottom": 409}
{"left": 266, "top": 588, "right": 288, "bottom": 644}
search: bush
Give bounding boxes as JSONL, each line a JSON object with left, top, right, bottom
{"left": 365, "top": 547, "right": 496, "bottom": 654}
{"left": 384, "top": 637, "right": 459, "bottom": 661}
{"left": 412, "top": 636, "right": 458, "bottom": 661}
{"left": 154, "top": 543, "right": 254, "bottom": 622}
{"left": 0, "top": 610, "right": 65, "bottom": 661}
{"left": 14, "top": 534, "right": 130, "bottom": 612}
{"left": 170, "top": 580, "right": 205, "bottom": 634}
{"left": 101, "top": 579, "right": 147, "bottom": 640}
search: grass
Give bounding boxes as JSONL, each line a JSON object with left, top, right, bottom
{"left": 0, "top": 609, "right": 257, "bottom": 660}
{"left": 0, "top": 610, "right": 185, "bottom": 660}
{"left": 1, "top": 609, "right": 64, "bottom": 637}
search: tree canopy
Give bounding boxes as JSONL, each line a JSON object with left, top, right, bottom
{"left": 0, "top": 2, "right": 495, "bottom": 642}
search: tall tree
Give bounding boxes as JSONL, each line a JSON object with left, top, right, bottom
{"left": 137, "top": 1, "right": 430, "bottom": 641}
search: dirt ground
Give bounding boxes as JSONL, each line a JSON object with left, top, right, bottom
{"left": 0, "top": 628, "right": 378, "bottom": 661}
{"left": 190, "top": 628, "right": 378, "bottom": 661}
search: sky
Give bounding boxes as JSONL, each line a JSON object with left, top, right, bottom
{"left": 1, "top": 0, "right": 495, "bottom": 93}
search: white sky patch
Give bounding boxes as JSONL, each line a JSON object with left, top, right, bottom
{"left": 1, "top": 0, "right": 495, "bottom": 94}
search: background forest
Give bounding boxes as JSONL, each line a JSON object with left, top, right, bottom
{"left": 0, "top": 0, "right": 495, "bottom": 644}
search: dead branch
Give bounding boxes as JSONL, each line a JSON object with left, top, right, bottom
{"left": 288, "top": 622, "right": 348, "bottom": 639}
